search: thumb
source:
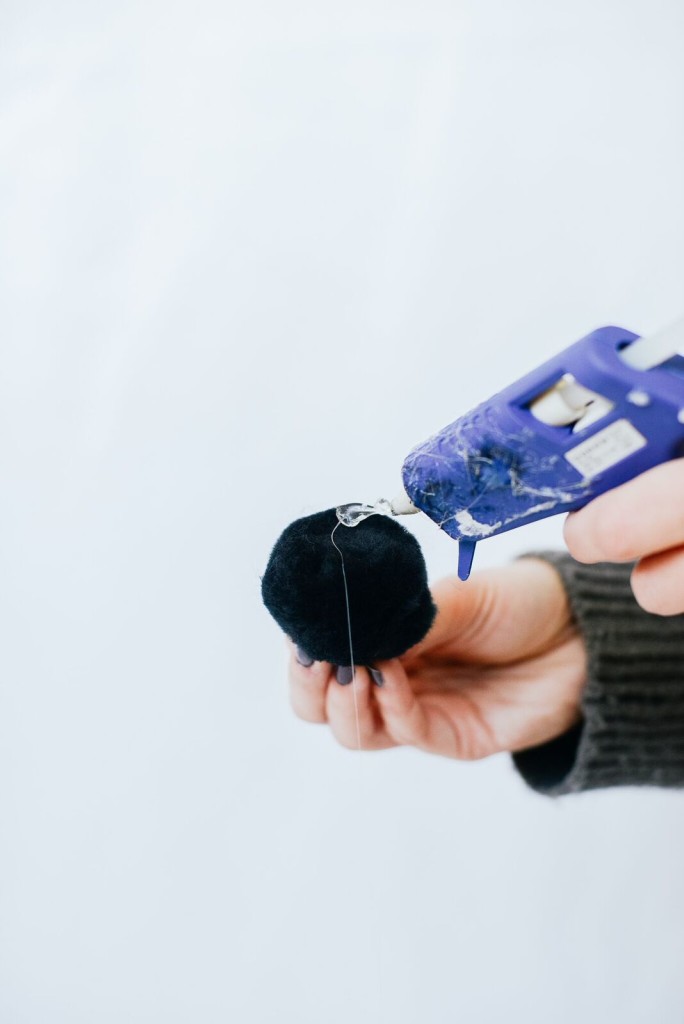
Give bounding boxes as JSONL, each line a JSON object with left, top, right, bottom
{"left": 405, "top": 558, "right": 571, "bottom": 665}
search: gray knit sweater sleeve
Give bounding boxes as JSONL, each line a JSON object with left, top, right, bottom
{"left": 512, "top": 552, "right": 684, "bottom": 796}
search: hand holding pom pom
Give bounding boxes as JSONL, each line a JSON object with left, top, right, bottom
{"left": 261, "top": 508, "right": 436, "bottom": 665}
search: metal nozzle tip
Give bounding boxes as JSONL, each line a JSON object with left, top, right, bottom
{"left": 390, "top": 492, "right": 419, "bottom": 516}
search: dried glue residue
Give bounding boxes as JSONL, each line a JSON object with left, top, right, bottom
{"left": 454, "top": 509, "right": 500, "bottom": 537}
{"left": 402, "top": 403, "right": 593, "bottom": 542}
{"left": 336, "top": 499, "right": 392, "bottom": 528}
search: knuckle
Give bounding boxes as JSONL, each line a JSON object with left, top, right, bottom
{"left": 589, "top": 509, "right": 638, "bottom": 562}
{"left": 300, "top": 709, "right": 327, "bottom": 724}
{"left": 631, "top": 564, "right": 684, "bottom": 616}
{"left": 333, "top": 731, "right": 360, "bottom": 751}
{"left": 385, "top": 710, "right": 424, "bottom": 748}
{"left": 631, "top": 577, "right": 665, "bottom": 614}
{"left": 289, "top": 692, "right": 325, "bottom": 723}
{"left": 565, "top": 505, "right": 639, "bottom": 563}
{"left": 601, "top": 527, "right": 638, "bottom": 562}
{"left": 563, "top": 511, "right": 587, "bottom": 555}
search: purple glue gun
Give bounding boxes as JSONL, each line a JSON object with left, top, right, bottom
{"left": 400, "top": 318, "right": 684, "bottom": 580}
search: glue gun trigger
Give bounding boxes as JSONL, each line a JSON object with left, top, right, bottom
{"left": 457, "top": 540, "right": 476, "bottom": 581}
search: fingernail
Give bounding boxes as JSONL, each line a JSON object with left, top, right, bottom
{"left": 336, "top": 665, "right": 354, "bottom": 685}
{"left": 295, "top": 646, "right": 314, "bottom": 667}
{"left": 370, "top": 668, "right": 384, "bottom": 687}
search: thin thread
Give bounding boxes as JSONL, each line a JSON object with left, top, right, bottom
{"left": 330, "top": 521, "right": 362, "bottom": 751}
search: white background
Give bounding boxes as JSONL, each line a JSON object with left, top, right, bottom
{"left": 1, "top": 1, "right": 684, "bottom": 1021}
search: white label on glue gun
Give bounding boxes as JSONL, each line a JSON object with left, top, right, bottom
{"left": 564, "top": 418, "right": 647, "bottom": 479}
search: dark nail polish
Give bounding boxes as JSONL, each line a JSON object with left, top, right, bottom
{"left": 370, "top": 668, "right": 384, "bottom": 687}
{"left": 295, "top": 646, "right": 314, "bottom": 667}
{"left": 336, "top": 665, "right": 354, "bottom": 686}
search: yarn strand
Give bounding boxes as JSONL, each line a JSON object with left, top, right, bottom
{"left": 330, "top": 522, "right": 362, "bottom": 751}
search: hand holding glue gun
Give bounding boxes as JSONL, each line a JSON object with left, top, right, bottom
{"left": 401, "top": 316, "right": 684, "bottom": 613}
{"left": 288, "top": 318, "right": 684, "bottom": 785}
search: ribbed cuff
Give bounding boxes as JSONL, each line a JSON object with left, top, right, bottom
{"left": 512, "top": 552, "right": 684, "bottom": 796}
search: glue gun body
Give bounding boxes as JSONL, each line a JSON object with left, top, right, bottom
{"left": 402, "top": 324, "right": 684, "bottom": 580}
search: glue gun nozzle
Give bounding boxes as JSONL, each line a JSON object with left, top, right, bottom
{"left": 390, "top": 492, "right": 419, "bottom": 517}
{"left": 336, "top": 493, "right": 419, "bottom": 529}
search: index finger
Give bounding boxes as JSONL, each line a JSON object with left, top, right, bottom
{"left": 563, "top": 458, "right": 684, "bottom": 564}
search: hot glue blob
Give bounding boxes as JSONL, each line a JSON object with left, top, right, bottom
{"left": 261, "top": 508, "right": 436, "bottom": 665}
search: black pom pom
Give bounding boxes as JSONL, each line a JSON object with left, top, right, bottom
{"left": 261, "top": 508, "right": 436, "bottom": 665}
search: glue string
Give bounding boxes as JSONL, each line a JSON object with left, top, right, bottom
{"left": 330, "top": 521, "right": 362, "bottom": 751}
